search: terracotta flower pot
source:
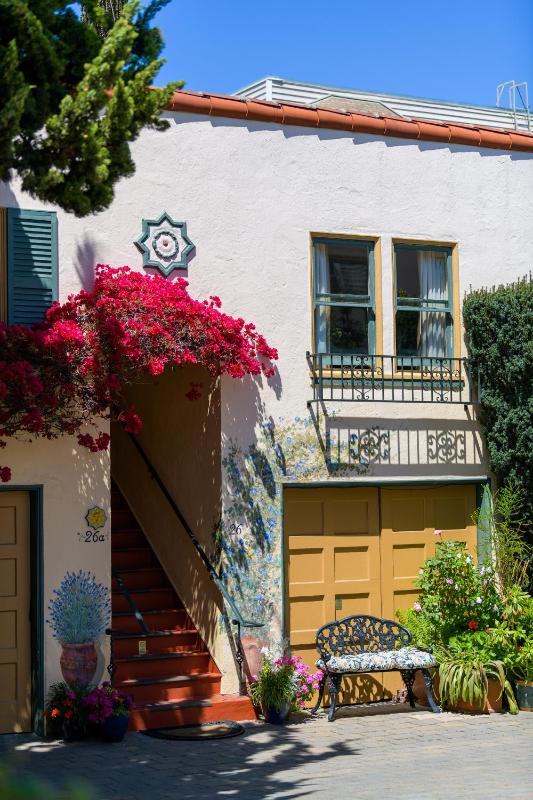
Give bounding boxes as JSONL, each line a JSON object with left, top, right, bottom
{"left": 414, "top": 668, "right": 502, "bottom": 714}
{"left": 60, "top": 642, "right": 98, "bottom": 688}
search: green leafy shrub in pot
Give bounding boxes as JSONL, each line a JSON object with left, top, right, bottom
{"left": 438, "top": 633, "right": 517, "bottom": 713}
{"left": 249, "top": 648, "right": 323, "bottom": 722}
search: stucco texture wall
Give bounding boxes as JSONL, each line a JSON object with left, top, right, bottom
{"left": 2, "top": 111, "right": 532, "bottom": 660}
{"left": 1, "top": 431, "right": 111, "bottom": 697}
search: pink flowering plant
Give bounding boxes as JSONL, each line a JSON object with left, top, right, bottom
{"left": 249, "top": 648, "right": 323, "bottom": 714}
{"left": 0, "top": 265, "right": 277, "bottom": 480}
{"left": 83, "top": 683, "right": 133, "bottom": 722}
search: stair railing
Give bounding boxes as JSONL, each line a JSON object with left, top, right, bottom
{"left": 122, "top": 432, "right": 264, "bottom": 696}
{"left": 106, "top": 568, "right": 151, "bottom": 682}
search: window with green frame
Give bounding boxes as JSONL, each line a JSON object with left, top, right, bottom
{"left": 313, "top": 238, "right": 375, "bottom": 356}
{"left": 394, "top": 243, "right": 453, "bottom": 362}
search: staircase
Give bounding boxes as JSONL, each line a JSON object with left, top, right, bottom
{"left": 111, "top": 484, "right": 256, "bottom": 730}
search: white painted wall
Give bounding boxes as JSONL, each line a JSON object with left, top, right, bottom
{"left": 2, "top": 110, "right": 532, "bottom": 681}
{"left": 2, "top": 432, "right": 110, "bottom": 695}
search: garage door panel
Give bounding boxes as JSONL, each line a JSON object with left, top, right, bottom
{"left": 324, "top": 500, "right": 371, "bottom": 534}
{"left": 390, "top": 499, "right": 425, "bottom": 532}
{"left": 335, "top": 592, "right": 374, "bottom": 617}
{"left": 289, "top": 547, "right": 324, "bottom": 584}
{"left": 333, "top": 544, "right": 370, "bottom": 582}
{"left": 392, "top": 543, "right": 427, "bottom": 579}
{"left": 284, "top": 501, "right": 323, "bottom": 535}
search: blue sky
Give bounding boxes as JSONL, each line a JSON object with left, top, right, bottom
{"left": 156, "top": 0, "right": 533, "bottom": 108}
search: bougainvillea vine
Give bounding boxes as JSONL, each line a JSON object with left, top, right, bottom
{"left": 0, "top": 265, "right": 277, "bottom": 480}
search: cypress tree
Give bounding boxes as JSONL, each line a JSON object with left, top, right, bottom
{"left": 0, "top": 0, "right": 180, "bottom": 216}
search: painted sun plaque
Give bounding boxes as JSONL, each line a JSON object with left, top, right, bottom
{"left": 134, "top": 211, "right": 195, "bottom": 276}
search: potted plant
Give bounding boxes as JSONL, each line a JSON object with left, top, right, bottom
{"left": 514, "top": 640, "right": 533, "bottom": 710}
{"left": 249, "top": 649, "right": 323, "bottom": 724}
{"left": 83, "top": 683, "right": 133, "bottom": 742}
{"left": 438, "top": 644, "right": 517, "bottom": 714}
{"left": 47, "top": 570, "right": 111, "bottom": 687}
{"left": 45, "top": 682, "right": 89, "bottom": 741}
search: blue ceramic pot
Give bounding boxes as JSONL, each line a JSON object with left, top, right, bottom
{"left": 264, "top": 703, "right": 290, "bottom": 724}
{"left": 61, "top": 719, "right": 86, "bottom": 742}
{"left": 102, "top": 714, "right": 129, "bottom": 742}
{"left": 516, "top": 681, "right": 533, "bottom": 711}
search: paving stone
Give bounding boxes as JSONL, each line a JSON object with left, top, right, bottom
{"left": 2, "top": 707, "right": 533, "bottom": 799}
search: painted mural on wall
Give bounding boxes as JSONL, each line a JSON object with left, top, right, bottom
{"left": 217, "top": 411, "right": 386, "bottom": 646}
{"left": 47, "top": 571, "right": 111, "bottom": 688}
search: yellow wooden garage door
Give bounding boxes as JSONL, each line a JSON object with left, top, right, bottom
{"left": 0, "top": 492, "right": 31, "bottom": 733}
{"left": 380, "top": 484, "right": 477, "bottom": 697}
{"left": 284, "top": 484, "right": 477, "bottom": 705}
{"left": 284, "top": 487, "right": 382, "bottom": 703}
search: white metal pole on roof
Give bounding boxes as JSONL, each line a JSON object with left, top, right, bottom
{"left": 496, "top": 80, "right": 531, "bottom": 131}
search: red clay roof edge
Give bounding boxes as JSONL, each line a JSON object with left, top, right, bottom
{"left": 166, "top": 90, "right": 533, "bottom": 153}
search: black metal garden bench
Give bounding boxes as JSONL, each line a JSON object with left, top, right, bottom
{"left": 311, "top": 613, "right": 442, "bottom": 721}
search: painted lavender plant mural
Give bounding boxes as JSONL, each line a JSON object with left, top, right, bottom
{"left": 47, "top": 570, "right": 110, "bottom": 687}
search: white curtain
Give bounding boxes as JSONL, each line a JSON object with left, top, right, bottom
{"left": 417, "top": 250, "right": 447, "bottom": 357}
{"left": 315, "top": 244, "right": 329, "bottom": 352}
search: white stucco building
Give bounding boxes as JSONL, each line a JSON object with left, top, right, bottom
{"left": 1, "top": 77, "right": 532, "bottom": 733}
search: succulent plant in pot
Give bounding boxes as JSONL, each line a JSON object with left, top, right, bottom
{"left": 47, "top": 571, "right": 111, "bottom": 688}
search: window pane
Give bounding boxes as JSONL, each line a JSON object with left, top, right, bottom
{"left": 396, "top": 248, "right": 448, "bottom": 304}
{"left": 396, "top": 310, "right": 447, "bottom": 358}
{"left": 329, "top": 245, "right": 369, "bottom": 296}
{"left": 329, "top": 306, "right": 369, "bottom": 354}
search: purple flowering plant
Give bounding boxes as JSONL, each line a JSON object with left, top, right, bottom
{"left": 83, "top": 683, "right": 133, "bottom": 722}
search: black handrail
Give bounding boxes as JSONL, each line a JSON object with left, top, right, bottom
{"left": 125, "top": 431, "right": 264, "bottom": 694}
{"left": 112, "top": 567, "right": 150, "bottom": 635}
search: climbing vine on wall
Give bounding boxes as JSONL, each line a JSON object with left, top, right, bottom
{"left": 463, "top": 275, "right": 533, "bottom": 538}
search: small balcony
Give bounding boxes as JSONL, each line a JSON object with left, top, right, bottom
{"left": 307, "top": 353, "right": 479, "bottom": 405}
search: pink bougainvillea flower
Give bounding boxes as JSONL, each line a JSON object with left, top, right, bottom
{"left": 0, "top": 266, "right": 277, "bottom": 479}
{"left": 433, "top": 529, "right": 442, "bottom": 536}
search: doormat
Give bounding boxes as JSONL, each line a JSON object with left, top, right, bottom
{"left": 140, "top": 720, "right": 245, "bottom": 741}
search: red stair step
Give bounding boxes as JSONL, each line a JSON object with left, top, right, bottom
{"left": 112, "top": 587, "right": 177, "bottom": 613}
{"left": 112, "top": 567, "right": 169, "bottom": 591}
{"left": 128, "top": 694, "right": 256, "bottom": 731}
{"left": 112, "top": 547, "right": 157, "bottom": 570}
{"left": 112, "top": 630, "right": 202, "bottom": 658}
{"left": 112, "top": 529, "right": 147, "bottom": 549}
{"left": 112, "top": 608, "right": 189, "bottom": 633}
{"left": 112, "top": 508, "right": 139, "bottom": 529}
{"left": 118, "top": 672, "right": 221, "bottom": 704}
{"left": 113, "top": 651, "right": 213, "bottom": 682}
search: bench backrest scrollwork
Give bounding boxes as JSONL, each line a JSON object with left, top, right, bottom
{"left": 316, "top": 614, "right": 412, "bottom": 662}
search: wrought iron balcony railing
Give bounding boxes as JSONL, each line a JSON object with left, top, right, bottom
{"left": 307, "top": 353, "right": 479, "bottom": 405}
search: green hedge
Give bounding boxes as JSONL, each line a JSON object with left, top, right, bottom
{"left": 463, "top": 275, "right": 533, "bottom": 538}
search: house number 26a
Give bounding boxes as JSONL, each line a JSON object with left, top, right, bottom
{"left": 78, "top": 529, "right": 109, "bottom": 543}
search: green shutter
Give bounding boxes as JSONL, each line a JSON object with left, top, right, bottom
{"left": 6, "top": 208, "right": 58, "bottom": 325}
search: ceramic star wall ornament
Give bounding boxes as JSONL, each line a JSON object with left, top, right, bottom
{"left": 134, "top": 211, "right": 195, "bottom": 276}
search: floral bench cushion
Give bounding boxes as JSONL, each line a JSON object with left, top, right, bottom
{"left": 316, "top": 646, "right": 437, "bottom": 673}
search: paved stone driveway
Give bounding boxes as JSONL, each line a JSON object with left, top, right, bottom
{"left": 2, "top": 705, "right": 533, "bottom": 800}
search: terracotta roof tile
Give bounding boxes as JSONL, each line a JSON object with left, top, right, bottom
{"left": 166, "top": 90, "right": 533, "bottom": 153}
